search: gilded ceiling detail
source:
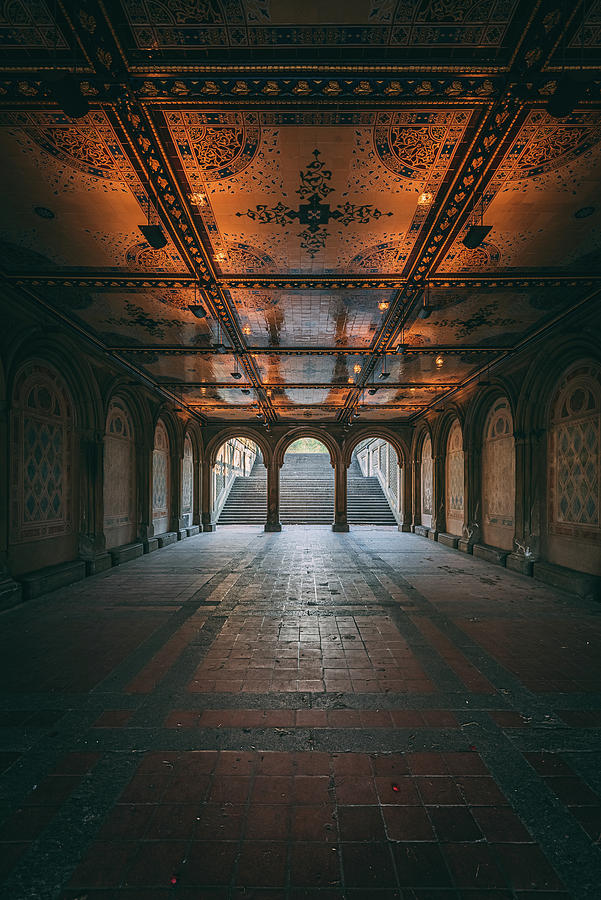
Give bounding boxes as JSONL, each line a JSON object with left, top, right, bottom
{"left": 1, "top": 1, "right": 598, "bottom": 424}
{"left": 121, "top": 0, "right": 519, "bottom": 51}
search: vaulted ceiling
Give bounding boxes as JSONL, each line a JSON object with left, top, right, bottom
{"left": 3, "top": 0, "right": 601, "bottom": 424}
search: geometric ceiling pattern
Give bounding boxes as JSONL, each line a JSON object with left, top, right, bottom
{"left": 2, "top": 0, "right": 601, "bottom": 424}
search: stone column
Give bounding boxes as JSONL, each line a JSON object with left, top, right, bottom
{"left": 192, "top": 454, "right": 201, "bottom": 528}
{"left": 78, "top": 430, "right": 111, "bottom": 575}
{"left": 332, "top": 461, "right": 349, "bottom": 532}
{"left": 399, "top": 462, "right": 412, "bottom": 531}
{"left": 0, "top": 399, "right": 21, "bottom": 607}
{"left": 507, "top": 428, "right": 542, "bottom": 575}
{"left": 429, "top": 453, "right": 443, "bottom": 539}
{"left": 461, "top": 445, "right": 481, "bottom": 552}
{"left": 201, "top": 459, "right": 216, "bottom": 531}
{"left": 411, "top": 460, "right": 421, "bottom": 530}
{"left": 138, "top": 441, "right": 156, "bottom": 550}
{"left": 265, "top": 461, "right": 282, "bottom": 532}
{"left": 172, "top": 452, "right": 187, "bottom": 540}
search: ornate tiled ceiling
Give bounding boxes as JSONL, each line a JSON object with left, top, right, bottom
{"left": 2, "top": 0, "right": 601, "bottom": 425}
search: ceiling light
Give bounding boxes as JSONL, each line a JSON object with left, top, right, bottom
{"left": 188, "top": 191, "right": 206, "bottom": 206}
{"left": 378, "top": 301, "right": 389, "bottom": 311}
{"left": 231, "top": 371, "right": 242, "bottom": 379}
{"left": 139, "top": 224, "right": 167, "bottom": 249}
{"left": 418, "top": 192, "right": 433, "bottom": 205}
{"left": 188, "top": 305, "right": 206, "bottom": 318}
{"left": 212, "top": 342, "right": 227, "bottom": 354}
{"left": 547, "top": 76, "right": 584, "bottom": 118}
{"left": 50, "top": 75, "right": 90, "bottom": 119}
{"left": 353, "top": 409, "right": 360, "bottom": 418}
{"left": 241, "top": 388, "right": 251, "bottom": 395}
{"left": 214, "top": 251, "right": 227, "bottom": 262}
{"left": 256, "top": 411, "right": 264, "bottom": 420}
{"left": 347, "top": 377, "right": 354, "bottom": 384}
{"left": 368, "top": 387, "right": 378, "bottom": 396}
{"left": 435, "top": 355, "right": 444, "bottom": 368}
{"left": 462, "top": 224, "right": 492, "bottom": 249}
{"left": 353, "top": 364, "right": 362, "bottom": 374}
{"left": 266, "top": 389, "right": 272, "bottom": 396}
{"left": 242, "top": 325, "right": 251, "bottom": 335}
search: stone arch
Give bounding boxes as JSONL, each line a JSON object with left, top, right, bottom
{"left": 464, "top": 378, "right": 517, "bottom": 453}
{"left": 103, "top": 378, "right": 154, "bottom": 449}
{"left": 342, "top": 426, "right": 409, "bottom": 468}
{"left": 516, "top": 335, "right": 601, "bottom": 436}
{"left": 273, "top": 428, "right": 341, "bottom": 469}
{"left": 206, "top": 427, "right": 272, "bottom": 468}
{"left": 8, "top": 334, "right": 103, "bottom": 436}
{"left": 103, "top": 395, "right": 137, "bottom": 549}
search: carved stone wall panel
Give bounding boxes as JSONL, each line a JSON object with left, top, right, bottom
{"left": 482, "top": 398, "right": 515, "bottom": 550}
{"left": 103, "top": 399, "right": 137, "bottom": 549}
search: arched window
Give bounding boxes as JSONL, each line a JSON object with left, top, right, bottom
{"left": 482, "top": 398, "right": 515, "bottom": 550}
{"left": 549, "top": 364, "right": 600, "bottom": 535}
{"left": 153, "top": 419, "right": 170, "bottom": 535}
{"left": 181, "top": 434, "right": 194, "bottom": 527}
{"left": 10, "top": 362, "right": 73, "bottom": 543}
{"left": 446, "top": 420, "right": 464, "bottom": 537}
{"left": 103, "top": 398, "right": 136, "bottom": 548}
{"left": 421, "top": 434, "right": 433, "bottom": 527}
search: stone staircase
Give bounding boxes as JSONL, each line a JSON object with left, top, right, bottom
{"left": 217, "top": 453, "right": 397, "bottom": 525}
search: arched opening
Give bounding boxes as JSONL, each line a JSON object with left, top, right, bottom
{"left": 445, "top": 419, "right": 465, "bottom": 537}
{"left": 280, "top": 437, "right": 334, "bottom": 524}
{"left": 350, "top": 438, "right": 400, "bottom": 525}
{"left": 152, "top": 419, "right": 171, "bottom": 537}
{"left": 103, "top": 398, "right": 137, "bottom": 548}
{"left": 181, "top": 433, "right": 194, "bottom": 529}
{"left": 482, "top": 397, "right": 515, "bottom": 550}
{"left": 546, "top": 362, "right": 601, "bottom": 575}
{"left": 214, "top": 437, "right": 263, "bottom": 525}
{"left": 420, "top": 434, "right": 433, "bottom": 528}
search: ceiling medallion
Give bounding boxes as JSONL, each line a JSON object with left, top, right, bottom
{"left": 237, "top": 149, "right": 392, "bottom": 258}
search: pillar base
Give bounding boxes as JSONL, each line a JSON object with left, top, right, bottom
{"left": 332, "top": 523, "right": 350, "bottom": 532}
{"left": 398, "top": 524, "right": 412, "bottom": 532}
{"left": 264, "top": 522, "right": 282, "bottom": 532}
{"left": 203, "top": 523, "right": 216, "bottom": 532}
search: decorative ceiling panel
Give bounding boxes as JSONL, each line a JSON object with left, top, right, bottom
{"left": 276, "top": 407, "right": 339, "bottom": 422}
{"left": 404, "top": 283, "right": 591, "bottom": 348}
{"left": 33, "top": 284, "right": 212, "bottom": 347}
{"left": 228, "top": 288, "right": 393, "bottom": 347}
{"left": 438, "top": 110, "right": 601, "bottom": 274}
{"left": 159, "top": 109, "right": 473, "bottom": 275}
{"left": 121, "top": 352, "right": 240, "bottom": 383}
{"left": 113, "top": 0, "right": 522, "bottom": 65}
{"left": 0, "top": 111, "right": 188, "bottom": 272}
{"left": 271, "top": 387, "right": 348, "bottom": 406}
{"left": 252, "top": 353, "right": 366, "bottom": 385}
{"left": 180, "top": 386, "right": 255, "bottom": 405}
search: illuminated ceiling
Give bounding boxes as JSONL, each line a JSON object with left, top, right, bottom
{"left": 2, "top": 1, "right": 601, "bottom": 424}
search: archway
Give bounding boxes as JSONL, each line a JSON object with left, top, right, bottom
{"left": 280, "top": 437, "right": 334, "bottom": 524}
{"left": 349, "top": 437, "right": 401, "bottom": 526}
{"left": 445, "top": 419, "right": 465, "bottom": 538}
{"left": 213, "top": 436, "right": 264, "bottom": 525}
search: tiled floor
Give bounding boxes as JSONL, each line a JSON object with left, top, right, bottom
{"left": 1, "top": 526, "right": 601, "bottom": 898}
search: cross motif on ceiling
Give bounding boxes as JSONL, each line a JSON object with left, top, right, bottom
{"left": 237, "top": 149, "right": 392, "bottom": 258}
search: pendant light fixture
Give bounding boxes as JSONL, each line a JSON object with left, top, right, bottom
{"left": 188, "top": 281, "right": 207, "bottom": 318}
{"left": 462, "top": 194, "right": 492, "bottom": 249}
{"left": 139, "top": 190, "right": 167, "bottom": 249}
